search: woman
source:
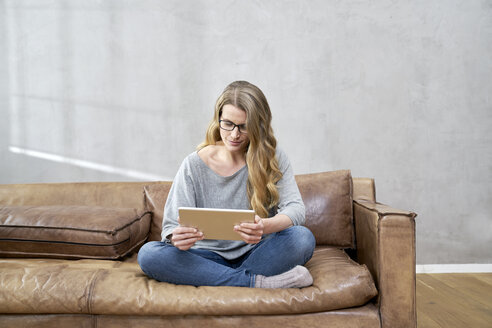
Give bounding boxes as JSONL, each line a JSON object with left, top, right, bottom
{"left": 138, "top": 81, "right": 315, "bottom": 288}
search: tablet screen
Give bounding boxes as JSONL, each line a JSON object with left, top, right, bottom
{"left": 178, "top": 207, "right": 255, "bottom": 241}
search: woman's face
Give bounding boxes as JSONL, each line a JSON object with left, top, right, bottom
{"left": 219, "top": 104, "right": 249, "bottom": 154}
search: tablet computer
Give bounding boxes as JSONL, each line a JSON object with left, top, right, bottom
{"left": 178, "top": 207, "right": 255, "bottom": 241}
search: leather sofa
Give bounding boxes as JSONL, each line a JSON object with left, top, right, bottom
{"left": 0, "top": 170, "right": 417, "bottom": 327}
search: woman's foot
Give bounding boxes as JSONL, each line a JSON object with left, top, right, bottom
{"left": 254, "top": 265, "right": 313, "bottom": 288}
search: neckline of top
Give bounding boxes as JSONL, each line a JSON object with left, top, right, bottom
{"left": 193, "top": 151, "right": 247, "bottom": 179}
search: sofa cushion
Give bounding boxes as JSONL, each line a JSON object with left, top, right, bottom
{"left": 296, "top": 170, "right": 354, "bottom": 247}
{"left": 0, "top": 205, "right": 151, "bottom": 259}
{"left": 0, "top": 247, "right": 377, "bottom": 315}
{"left": 143, "top": 183, "right": 172, "bottom": 241}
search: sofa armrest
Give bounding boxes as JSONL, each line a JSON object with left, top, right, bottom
{"left": 353, "top": 199, "right": 417, "bottom": 328}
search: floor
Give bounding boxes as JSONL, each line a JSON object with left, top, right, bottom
{"left": 416, "top": 273, "right": 492, "bottom": 327}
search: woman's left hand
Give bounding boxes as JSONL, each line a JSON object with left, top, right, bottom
{"left": 234, "top": 215, "right": 264, "bottom": 244}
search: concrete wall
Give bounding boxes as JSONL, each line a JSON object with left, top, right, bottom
{"left": 1, "top": 0, "right": 491, "bottom": 265}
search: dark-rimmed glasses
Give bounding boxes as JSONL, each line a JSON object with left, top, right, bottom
{"left": 219, "top": 120, "right": 248, "bottom": 134}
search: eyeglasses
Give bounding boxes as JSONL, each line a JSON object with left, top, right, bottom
{"left": 219, "top": 120, "right": 248, "bottom": 134}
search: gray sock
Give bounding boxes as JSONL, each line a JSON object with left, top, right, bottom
{"left": 254, "top": 265, "right": 313, "bottom": 289}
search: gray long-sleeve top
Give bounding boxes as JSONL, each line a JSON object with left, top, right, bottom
{"left": 161, "top": 147, "right": 305, "bottom": 260}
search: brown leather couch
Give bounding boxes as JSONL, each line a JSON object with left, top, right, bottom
{"left": 0, "top": 170, "right": 417, "bottom": 328}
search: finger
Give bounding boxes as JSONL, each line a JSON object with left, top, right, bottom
{"left": 236, "top": 231, "right": 262, "bottom": 244}
{"left": 175, "top": 241, "right": 194, "bottom": 251}
{"left": 235, "top": 231, "right": 261, "bottom": 244}
{"left": 174, "top": 226, "right": 200, "bottom": 234}
{"left": 173, "top": 231, "right": 203, "bottom": 241}
{"left": 235, "top": 223, "right": 263, "bottom": 236}
{"left": 239, "top": 222, "right": 262, "bottom": 230}
{"left": 174, "top": 238, "right": 198, "bottom": 247}
{"left": 238, "top": 226, "right": 263, "bottom": 237}
{"left": 173, "top": 236, "right": 203, "bottom": 249}
{"left": 235, "top": 227, "right": 262, "bottom": 236}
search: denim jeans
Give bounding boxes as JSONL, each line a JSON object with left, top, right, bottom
{"left": 137, "top": 226, "right": 315, "bottom": 287}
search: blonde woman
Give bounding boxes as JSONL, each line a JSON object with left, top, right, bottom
{"left": 138, "top": 81, "right": 315, "bottom": 288}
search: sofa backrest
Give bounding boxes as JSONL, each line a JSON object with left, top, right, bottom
{"left": 0, "top": 172, "right": 374, "bottom": 249}
{"left": 352, "top": 177, "right": 376, "bottom": 202}
{"left": 144, "top": 170, "right": 357, "bottom": 248}
{"left": 0, "top": 182, "right": 150, "bottom": 209}
{"left": 295, "top": 170, "right": 354, "bottom": 248}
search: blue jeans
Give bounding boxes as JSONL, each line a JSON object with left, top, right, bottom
{"left": 137, "top": 226, "right": 315, "bottom": 287}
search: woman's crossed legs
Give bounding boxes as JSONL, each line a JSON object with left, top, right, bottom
{"left": 138, "top": 226, "right": 315, "bottom": 287}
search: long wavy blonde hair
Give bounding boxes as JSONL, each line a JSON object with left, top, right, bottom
{"left": 197, "top": 81, "right": 282, "bottom": 218}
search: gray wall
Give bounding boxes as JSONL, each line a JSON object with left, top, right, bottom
{"left": 1, "top": 0, "right": 491, "bottom": 265}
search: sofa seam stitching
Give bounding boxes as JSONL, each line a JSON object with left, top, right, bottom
{"left": 111, "top": 211, "right": 152, "bottom": 234}
{"left": 87, "top": 269, "right": 104, "bottom": 314}
{"left": 0, "top": 211, "right": 152, "bottom": 235}
{"left": 353, "top": 200, "right": 416, "bottom": 219}
{"left": 377, "top": 213, "right": 383, "bottom": 327}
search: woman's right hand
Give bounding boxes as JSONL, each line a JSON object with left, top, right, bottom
{"left": 170, "top": 217, "right": 204, "bottom": 251}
